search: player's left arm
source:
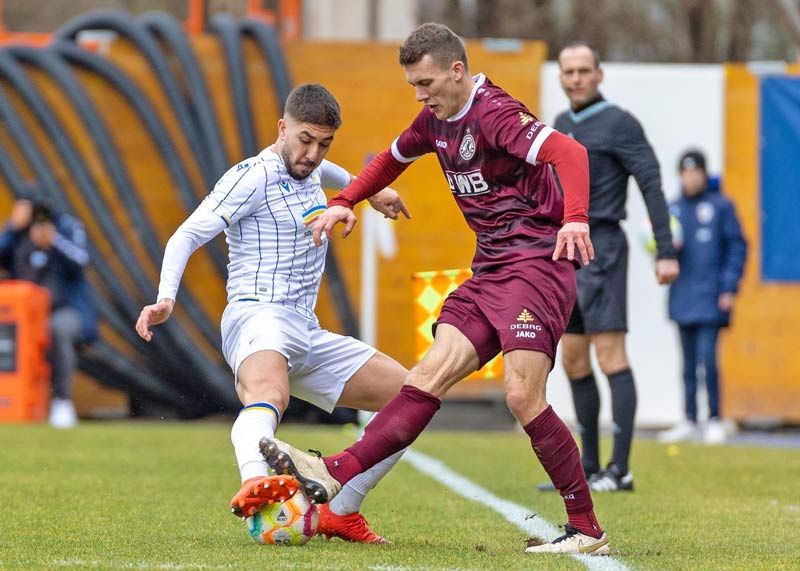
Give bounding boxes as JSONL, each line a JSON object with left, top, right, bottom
{"left": 136, "top": 207, "right": 227, "bottom": 341}
{"left": 488, "top": 104, "right": 593, "bottom": 264}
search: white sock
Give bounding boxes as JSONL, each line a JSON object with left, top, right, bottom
{"left": 231, "top": 402, "right": 280, "bottom": 483}
{"left": 329, "top": 449, "right": 405, "bottom": 515}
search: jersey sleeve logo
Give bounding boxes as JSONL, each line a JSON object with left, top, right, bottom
{"left": 518, "top": 112, "right": 534, "bottom": 126}
{"left": 459, "top": 128, "right": 476, "bottom": 160}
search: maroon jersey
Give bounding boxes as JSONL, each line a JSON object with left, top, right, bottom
{"left": 391, "top": 74, "right": 562, "bottom": 273}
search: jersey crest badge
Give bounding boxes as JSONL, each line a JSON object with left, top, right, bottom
{"left": 459, "top": 128, "right": 476, "bottom": 160}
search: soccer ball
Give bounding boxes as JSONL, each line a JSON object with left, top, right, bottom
{"left": 641, "top": 214, "right": 683, "bottom": 255}
{"left": 246, "top": 494, "right": 318, "bottom": 546}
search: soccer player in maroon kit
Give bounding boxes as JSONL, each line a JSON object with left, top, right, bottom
{"left": 262, "top": 23, "right": 610, "bottom": 555}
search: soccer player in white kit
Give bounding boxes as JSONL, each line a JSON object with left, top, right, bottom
{"left": 135, "top": 84, "right": 410, "bottom": 543}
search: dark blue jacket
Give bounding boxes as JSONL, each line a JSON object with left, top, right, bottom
{"left": 668, "top": 177, "right": 747, "bottom": 327}
{"left": 0, "top": 213, "right": 98, "bottom": 343}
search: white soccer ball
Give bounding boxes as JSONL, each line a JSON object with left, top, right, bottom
{"left": 246, "top": 493, "right": 318, "bottom": 546}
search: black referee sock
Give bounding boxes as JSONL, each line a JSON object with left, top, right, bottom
{"left": 568, "top": 373, "right": 601, "bottom": 475}
{"left": 608, "top": 368, "right": 637, "bottom": 475}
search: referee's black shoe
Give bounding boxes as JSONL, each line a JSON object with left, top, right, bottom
{"left": 589, "top": 463, "right": 634, "bottom": 492}
{"left": 535, "top": 470, "right": 600, "bottom": 493}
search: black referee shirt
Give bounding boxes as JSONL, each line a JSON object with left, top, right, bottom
{"left": 554, "top": 96, "right": 676, "bottom": 259}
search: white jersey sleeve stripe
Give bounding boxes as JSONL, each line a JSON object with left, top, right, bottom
{"left": 391, "top": 137, "right": 420, "bottom": 163}
{"left": 525, "top": 126, "right": 555, "bottom": 165}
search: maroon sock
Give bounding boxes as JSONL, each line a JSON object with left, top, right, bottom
{"left": 524, "top": 405, "right": 603, "bottom": 538}
{"left": 323, "top": 385, "right": 441, "bottom": 484}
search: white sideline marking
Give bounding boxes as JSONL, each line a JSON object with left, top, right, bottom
{"left": 50, "top": 560, "right": 432, "bottom": 571}
{"left": 403, "top": 449, "right": 631, "bottom": 571}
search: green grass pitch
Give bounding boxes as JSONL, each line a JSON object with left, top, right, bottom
{"left": 1, "top": 422, "right": 798, "bottom": 570}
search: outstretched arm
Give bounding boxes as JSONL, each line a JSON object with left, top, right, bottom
{"left": 136, "top": 207, "right": 225, "bottom": 341}
{"left": 310, "top": 150, "right": 411, "bottom": 246}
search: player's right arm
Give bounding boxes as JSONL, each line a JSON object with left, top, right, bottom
{"left": 136, "top": 162, "right": 265, "bottom": 341}
{"left": 309, "top": 113, "right": 432, "bottom": 246}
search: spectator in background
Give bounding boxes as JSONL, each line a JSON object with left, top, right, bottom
{"left": 0, "top": 185, "right": 97, "bottom": 428}
{"left": 658, "top": 150, "right": 747, "bottom": 445}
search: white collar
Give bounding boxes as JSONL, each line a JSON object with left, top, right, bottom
{"left": 447, "top": 73, "right": 486, "bottom": 122}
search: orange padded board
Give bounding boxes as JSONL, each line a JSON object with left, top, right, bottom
{"left": 0, "top": 281, "right": 50, "bottom": 423}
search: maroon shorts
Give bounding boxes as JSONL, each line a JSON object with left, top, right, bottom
{"left": 436, "top": 258, "right": 577, "bottom": 368}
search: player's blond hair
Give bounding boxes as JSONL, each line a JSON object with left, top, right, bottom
{"left": 399, "top": 23, "right": 468, "bottom": 71}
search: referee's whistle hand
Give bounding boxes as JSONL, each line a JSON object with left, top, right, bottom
{"left": 553, "top": 222, "right": 594, "bottom": 265}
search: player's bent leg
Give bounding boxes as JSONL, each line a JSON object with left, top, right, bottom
{"left": 262, "top": 325, "right": 479, "bottom": 500}
{"left": 335, "top": 351, "right": 408, "bottom": 411}
{"left": 260, "top": 437, "right": 342, "bottom": 503}
{"left": 504, "top": 349, "right": 606, "bottom": 548}
{"left": 230, "top": 351, "right": 296, "bottom": 516}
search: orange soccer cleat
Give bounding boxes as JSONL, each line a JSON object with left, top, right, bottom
{"left": 230, "top": 475, "right": 300, "bottom": 518}
{"left": 316, "top": 504, "right": 390, "bottom": 544}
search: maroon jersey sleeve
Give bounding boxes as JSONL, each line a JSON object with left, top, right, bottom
{"left": 481, "top": 99, "right": 555, "bottom": 165}
{"left": 390, "top": 109, "right": 436, "bottom": 163}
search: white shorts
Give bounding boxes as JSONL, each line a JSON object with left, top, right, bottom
{"left": 221, "top": 301, "right": 376, "bottom": 412}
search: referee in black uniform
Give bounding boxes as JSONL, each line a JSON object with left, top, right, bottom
{"left": 540, "top": 43, "right": 679, "bottom": 493}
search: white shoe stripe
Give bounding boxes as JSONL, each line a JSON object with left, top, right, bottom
{"left": 403, "top": 449, "right": 629, "bottom": 570}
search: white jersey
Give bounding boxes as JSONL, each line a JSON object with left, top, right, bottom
{"left": 157, "top": 147, "right": 351, "bottom": 321}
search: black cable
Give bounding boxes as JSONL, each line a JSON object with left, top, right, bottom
{"left": 54, "top": 9, "right": 218, "bottom": 190}
{"left": 138, "top": 10, "right": 230, "bottom": 178}
{"left": 8, "top": 45, "right": 222, "bottom": 352}
{"left": 0, "top": 51, "right": 238, "bottom": 411}
{"left": 209, "top": 12, "right": 258, "bottom": 158}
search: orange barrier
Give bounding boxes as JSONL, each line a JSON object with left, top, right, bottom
{"left": 413, "top": 269, "right": 504, "bottom": 397}
{"left": 0, "top": 281, "right": 51, "bottom": 423}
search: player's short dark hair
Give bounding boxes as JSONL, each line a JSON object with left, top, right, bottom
{"left": 559, "top": 41, "right": 601, "bottom": 69}
{"left": 399, "top": 23, "right": 468, "bottom": 71}
{"left": 284, "top": 84, "right": 341, "bottom": 129}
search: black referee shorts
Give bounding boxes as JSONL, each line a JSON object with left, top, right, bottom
{"left": 565, "top": 222, "right": 628, "bottom": 335}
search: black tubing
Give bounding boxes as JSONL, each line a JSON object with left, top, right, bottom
{"left": 9, "top": 45, "right": 222, "bottom": 351}
{"left": 52, "top": 41, "right": 230, "bottom": 281}
{"left": 54, "top": 9, "right": 218, "bottom": 190}
{"left": 240, "top": 17, "right": 293, "bottom": 115}
{"left": 0, "top": 51, "right": 237, "bottom": 411}
{"left": 138, "top": 10, "right": 230, "bottom": 178}
{"left": 209, "top": 12, "right": 258, "bottom": 158}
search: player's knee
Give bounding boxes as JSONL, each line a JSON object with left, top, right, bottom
{"left": 504, "top": 381, "right": 546, "bottom": 421}
{"left": 597, "top": 353, "right": 629, "bottom": 376}
{"left": 562, "top": 352, "right": 591, "bottom": 378}
{"left": 238, "top": 376, "right": 289, "bottom": 411}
